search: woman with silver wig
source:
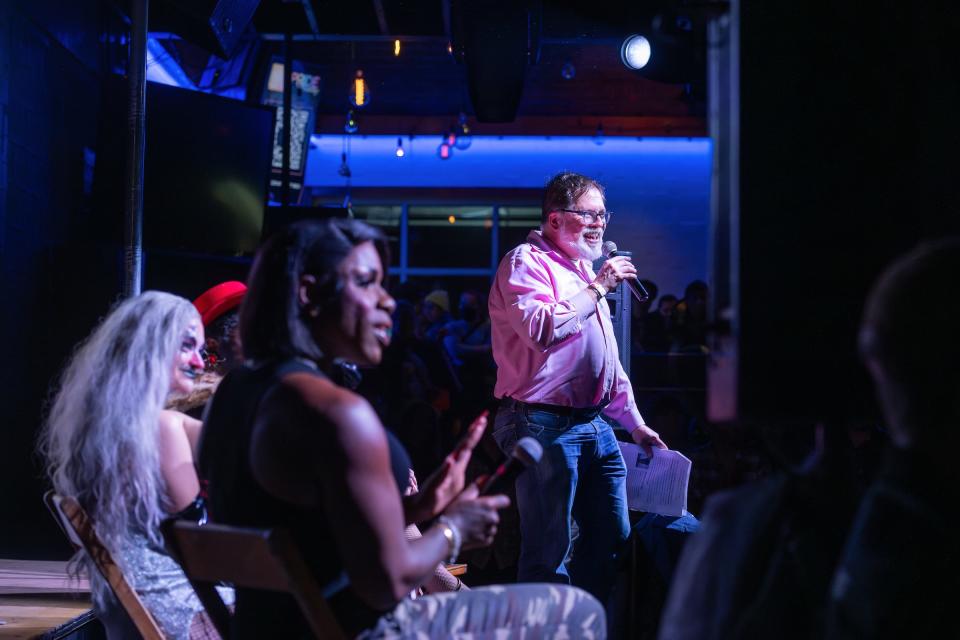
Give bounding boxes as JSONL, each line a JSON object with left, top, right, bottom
{"left": 39, "top": 290, "right": 221, "bottom": 639}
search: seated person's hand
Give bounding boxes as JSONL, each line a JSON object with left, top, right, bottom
{"left": 441, "top": 482, "right": 510, "bottom": 551}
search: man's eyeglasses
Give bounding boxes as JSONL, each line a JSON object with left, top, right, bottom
{"left": 557, "top": 209, "right": 612, "bottom": 224}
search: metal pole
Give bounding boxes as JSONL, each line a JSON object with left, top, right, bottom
{"left": 123, "top": 0, "right": 148, "bottom": 298}
{"left": 281, "top": 30, "right": 293, "bottom": 208}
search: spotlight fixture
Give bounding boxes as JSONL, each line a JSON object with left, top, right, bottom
{"left": 437, "top": 142, "right": 452, "bottom": 160}
{"left": 620, "top": 34, "right": 652, "bottom": 70}
{"left": 394, "top": 39, "right": 401, "bottom": 56}
{"left": 349, "top": 70, "right": 369, "bottom": 108}
{"left": 395, "top": 137, "right": 405, "bottom": 158}
{"left": 454, "top": 113, "right": 472, "bottom": 150}
{"left": 344, "top": 110, "right": 359, "bottom": 133}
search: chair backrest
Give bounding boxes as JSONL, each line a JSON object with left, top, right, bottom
{"left": 43, "top": 490, "right": 166, "bottom": 640}
{"left": 162, "top": 520, "right": 346, "bottom": 640}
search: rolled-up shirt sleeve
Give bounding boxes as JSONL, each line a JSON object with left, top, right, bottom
{"left": 501, "top": 250, "right": 598, "bottom": 352}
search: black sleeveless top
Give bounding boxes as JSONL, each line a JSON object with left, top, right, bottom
{"left": 198, "top": 359, "right": 411, "bottom": 638}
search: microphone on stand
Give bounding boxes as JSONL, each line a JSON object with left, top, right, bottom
{"left": 601, "top": 241, "right": 650, "bottom": 303}
{"left": 478, "top": 437, "right": 543, "bottom": 495}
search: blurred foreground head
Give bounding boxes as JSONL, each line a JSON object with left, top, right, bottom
{"left": 859, "top": 238, "right": 960, "bottom": 449}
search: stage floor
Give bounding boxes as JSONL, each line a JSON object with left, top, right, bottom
{"left": 0, "top": 560, "right": 92, "bottom": 639}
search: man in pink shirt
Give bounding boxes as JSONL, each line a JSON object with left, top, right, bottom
{"left": 489, "top": 172, "right": 667, "bottom": 605}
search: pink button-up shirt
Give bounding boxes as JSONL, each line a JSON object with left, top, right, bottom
{"left": 489, "top": 229, "right": 646, "bottom": 432}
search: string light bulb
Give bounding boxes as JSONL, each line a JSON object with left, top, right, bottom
{"left": 394, "top": 39, "right": 401, "bottom": 56}
{"left": 395, "top": 137, "right": 405, "bottom": 157}
{"left": 437, "top": 142, "right": 452, "bottom": 160}
{"left": 349, "top": 70, "right": 369, "bottom": 108}
{"left": 344, "top": 110, "right": 359, "bottom": 133}
{"left": 593, "top": 122, "right": 605, "bottom": 146}
{"left": 454, "top": 113, "right": 472, "bottom": 150}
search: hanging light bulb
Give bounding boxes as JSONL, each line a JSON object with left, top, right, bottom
{"left": 344, "top": 110, "right": 359, "bottom": 134}
{"left": 437, "top": 142, "right": 452, "bottom": 160}
{"left": 454, "top": 113, "right": 472, "bottom": 150}
{"left": 338, "top": 151, "right": 352, "bottom": 177}
{"left": 593, "top": 122, "right": 605, "bottom": 146}
{"left": 395, "top": 137, "right": 405, "bottom": 158}
{"left": 349, "top": 70, "right": 370, "bottom": 108}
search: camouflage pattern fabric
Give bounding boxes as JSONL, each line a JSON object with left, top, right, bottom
{"left": 360, "top": 583, "right": 606, "bottom": 639}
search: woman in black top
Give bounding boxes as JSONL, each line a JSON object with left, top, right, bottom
{"left": 201, "top": 219, "right": 605, "bottom": 638}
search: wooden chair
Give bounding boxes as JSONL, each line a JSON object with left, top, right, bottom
{"left": 161, "top": 520, "right": 347, "bottom": 640}
{"left": 42, "top": 490, "right": 166, "bottom": 640}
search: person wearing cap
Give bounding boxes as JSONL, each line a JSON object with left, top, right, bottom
{"left": 167, "top": 281, "right": 246, "bottom": 415}
{"left": 420, "top": 289, "right": 451, "bottom": 342}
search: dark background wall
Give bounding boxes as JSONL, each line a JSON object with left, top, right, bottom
{"left": 0, "top": 0, "right": 125, "bottom": 556}
{"left": 738, "top": 2, "right": 960, "bottom": 425}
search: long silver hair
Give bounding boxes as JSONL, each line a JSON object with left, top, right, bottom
{"left": 39, "top": 291, "right": 200, "bottom": 558}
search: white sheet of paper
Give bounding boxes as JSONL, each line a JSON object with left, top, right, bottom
{"left": 618, "top": 442, "right": 692, "bottom": 517}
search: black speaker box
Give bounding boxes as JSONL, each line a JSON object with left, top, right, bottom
{"left": 452, "top": 0, "right": 538, "bottom": 122}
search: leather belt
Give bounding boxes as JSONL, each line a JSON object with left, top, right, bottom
{"left": 500, "top": 397, "right": 607, "bottom": 420}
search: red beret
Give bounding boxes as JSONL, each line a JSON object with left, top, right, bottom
{"left": 193, "top": 281, "right": 247, "bottom": 327}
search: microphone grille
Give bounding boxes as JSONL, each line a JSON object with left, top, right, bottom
{"left": 513, "top": 437, "right": 543, "bottom": 466}
{"left": 601, "top": 240, "right": 617, "bottom": 257}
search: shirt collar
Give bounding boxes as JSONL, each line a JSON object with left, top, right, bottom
{"left": 527, "top": 229, "right": 592, "bottom": 273}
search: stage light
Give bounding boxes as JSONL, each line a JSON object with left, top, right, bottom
{"left": 344, "top": 110, "right": 359, "bottom": 133}
{"left": 395, "top": 137, "right": 405, "bottom": 157}
{"left": 394, "top": 39, "right": 401, "bottom": 56}
{"left": 349, "top": 70, "right": 369, "bottom": 108}
{"left": 621, "top": 35, "right": 651, "bottom": 70}
{"left": 437, "top": 142, "right": 452, "bottom": 159}
{"left": 454, "top": 113, "right": 472, "bottom": 150}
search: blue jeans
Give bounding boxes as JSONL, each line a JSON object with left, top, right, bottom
{"left": 492, "top": 404, "right": 630, "bottom": 604}
{"left": 632, "top": 511, "right": 700, "bottom": 582}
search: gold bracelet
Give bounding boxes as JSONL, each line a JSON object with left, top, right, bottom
{"left": 437, "top": 516, "right": 461, "bottom": 564}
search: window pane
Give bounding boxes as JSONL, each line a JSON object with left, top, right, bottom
{"left": 498, "top": 206, "right": 541, "bottom": 261}
{"left": 408, "top": 206, "right": 493, "bottom": 268}
{"left": 351, "top": 205, "right": 401, "bottom": 266}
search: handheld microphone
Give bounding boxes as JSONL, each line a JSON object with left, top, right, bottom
{"left": 601, "top": 241, "right": 650, "bottom": 303}
{"left": 479, "top": 437, "right": 543, "bottom": 495}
